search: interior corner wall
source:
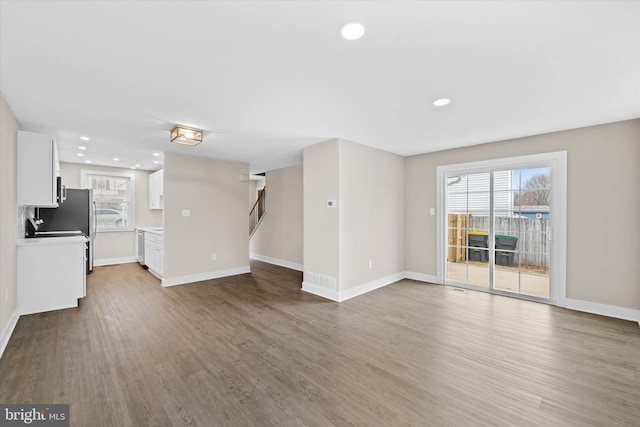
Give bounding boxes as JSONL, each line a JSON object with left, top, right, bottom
{"left": 59, "top": 162, "right": 163, "bottom": 262}
{"left": 405, "top": 119, "right": 640, "bottom": 311}
{"left": 163, "top": 152, "right": 249, "bottom": 281}
{"left": 0, "top": 92, "right": 20, "bottom": 346}
{"left": 303, "top": 140, "right": 340, "bottom": 289}
{"left": 250, "top": 164, "right": 303, "bottom": 266}
{"left": 338, "top": 139, "right": 405, "bottom": 291}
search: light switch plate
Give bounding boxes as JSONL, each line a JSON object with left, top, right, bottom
{"left": 430, "top": 208, "right": 436, "bottom": 216}
{"left": 182, "top": 209, "right": 191, "bottom": 217}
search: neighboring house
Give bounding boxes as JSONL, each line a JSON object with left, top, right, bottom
{"left": 514, "top": 206, "right": 550, "bottom": 219}
{"left": 446, "top": 170, "right": 513, "bottom": 216}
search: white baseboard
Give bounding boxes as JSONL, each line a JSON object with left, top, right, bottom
{"left": 338, "top": 272, "right": 406, "bottom": 302}
{"left": 250, "top": 253, "right": 303, "bottom": 272}
{"left": 302, "top": 272, "right": 405, "bottom": 302}
{"left": 0, "top": 310, "right": 19, "bottom": 360}
{"left": 162, "top": 266, "right": 250, "bottom": 287}
{"left": 403, "top": 271, "right": 440, "bottom": 284}
{"left": 565, "top": 298, "right": 640, "bottom": 324}
{"left": 94, "top": 256, "right": 137, "bottom": 266}
{"left": 301, "top": 282, "right": 339, "bottom": 301}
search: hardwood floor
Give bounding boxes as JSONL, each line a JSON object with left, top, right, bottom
{"left": 1, "top": 260, "right": 639, "bottom": 426}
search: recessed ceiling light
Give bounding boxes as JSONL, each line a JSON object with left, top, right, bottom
{"left": 339, "top": 22, "right": 365, "bottom": 40}
{"left": 135, "top": 164, "right": 141, "bottom": 167}
{"left": 78, "top": 146, "right": 87, "bottom": 150}
{"left": 153, "top": 153, "right": 160, "bottom": 157}
{"left": 433, "top": 98, "right": 451, "bottom": 107}
{"left": 131, "top": 167, "right": 136, "bottom": 170}
{"left": 80, "top": 136, "right": 90, "bottom": 141}
{"left": 113, "top": 158, "right": 120, "bottom": 161}
{"left": 77, "top": 153, "right": 84, "bottom": 157}
{"left": 85, "top": 160, "right": 92, "bottom": 163}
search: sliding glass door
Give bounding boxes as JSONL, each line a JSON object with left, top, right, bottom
{"left": 443, "top": 159, "right": 558, "bottom": 303}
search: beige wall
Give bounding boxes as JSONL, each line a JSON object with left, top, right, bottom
{"left": 59, "top": 162, "right": 163, "bottom": 261}
{"left": 406, "top": 119, "right": 640, "bottom": 310}
{"left": 163, "top": 152, "right": 249, "bottom": 279}
{"left": 250, "top": 164, "right": 303, "bottom": 265}
{"left": 303, "top": 139, "right": 406, "bottom": 295}
{"left": 339, "top": 140, "right": 405, "bottom": 291}
{"left": 303, "top": 139, "right": 340, "bottom": 286}
{"left": 0, "top": 92, "right": 20, "bottom": 341}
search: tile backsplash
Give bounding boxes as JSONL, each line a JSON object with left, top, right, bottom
{"left": 17, "top": 206, "right": 34, "bottom": 239}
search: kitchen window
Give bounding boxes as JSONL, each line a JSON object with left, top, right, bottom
{"left": 81, "top": 170, "right": 135, "bottom": 232}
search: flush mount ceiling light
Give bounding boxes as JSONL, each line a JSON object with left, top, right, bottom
{"left": 339, "top": 22, "right": 365, "bottom": 40}
{"left": 80, "top": 136, "right": 90, "bottom": 141}
{"left": 170, "top": 125, "right": 203, "bottom": 146}
{"left": 433, "top": 98, "right": 451, "bottom": 107}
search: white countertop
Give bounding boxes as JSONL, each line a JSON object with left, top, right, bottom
{"left": 136, "top": 227, "right": 163, "bottom": 235}
{"left": 18, "top": 235, "right": 88, "bottom": 246}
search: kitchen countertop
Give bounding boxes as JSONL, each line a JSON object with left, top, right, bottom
{"left": 18, "top": 235, "right": 88, "bottom": 246}
{"left": 136, "top": 227, "right": 163, "bottom": 235}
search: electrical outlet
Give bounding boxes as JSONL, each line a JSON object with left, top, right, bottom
{"left": 368, "top": 260, "right": 372, "bottom": 269}
{"left": 211, "top": 253, "right": 217, "bottom": 261}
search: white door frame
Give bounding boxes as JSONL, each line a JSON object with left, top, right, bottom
{"left": 436, "top": 151, "right": 567, "bottom": 307}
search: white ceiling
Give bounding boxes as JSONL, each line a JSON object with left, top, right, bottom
{"left": 1, "top": 1, "right": 639, "bottom": 173}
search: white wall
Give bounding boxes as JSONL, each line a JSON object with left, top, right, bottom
{"left": 0, "top": 92, "right": 20, "bottom": 355}
{"left": 59, "top": 162, "right": 163, "bottom": 263}
{"left": 250, "top": 164, "right": 303, "bottom": 267}
{"left": 339, "top": 139, "right": 405, "bottom": 291}
{"left": 163, "top": 152, "right": 249, "bottom": 285}
{"left": 303, "top": 139, "right": 405, "bottom": 300}
{"left": 303, "top": 139, "right": 340, "bottom": 290}
{"left": 406, "top": 119, "right": 640, "bottom": 311}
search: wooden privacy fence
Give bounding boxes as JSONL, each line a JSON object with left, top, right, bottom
{"left": 448, "top": 214, "right": 550, "bottom": 269}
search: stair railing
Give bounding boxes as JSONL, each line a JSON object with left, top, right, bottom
{"left": 249, "top": 188, "right": 266, "bottom": 237}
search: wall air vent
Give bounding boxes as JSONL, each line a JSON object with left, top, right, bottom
{"left": 304, "top": 272, "right": 337, "bottom": 291}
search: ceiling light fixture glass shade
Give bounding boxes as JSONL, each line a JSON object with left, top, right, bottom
{"left": 170, "top": 125, "right": 203, "bottom": 146}
{"left": 433, "top": 98, "right": 451, "bottom": 107}
{"left": 339, "top": 22, "right": 365, "bottom": 40}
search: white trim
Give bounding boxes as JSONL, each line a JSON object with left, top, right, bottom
{"left": 436, "top": 151, "right": 568, "bottom": 307}
{"left": 0, "top": 310, "right": 20, "bottom": 360}
{"left": 94, "top": 256, "right": 137, "bottom": 266}
{"left": 302, "top": 272, "right": 405, "bottom": 302}
{"left": 565, "top": 298, "right": 640, "bottom": 324}
{"left": 161, "top": 266, "right": 250, "bottom": 287}
{"left": 250, "top": 253, "right": 303, "bottom": 271}
{"left": 403, "top": 271, "right": 440, "bottom": 284}
{"left": 338, "top": 272, "right": 405, "bottom": 302}
{"left": 302, "top": 282, "right": 339, "bottom": 301}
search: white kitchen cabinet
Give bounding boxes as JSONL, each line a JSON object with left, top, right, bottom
{"left": 17, "top": 236, "right": 87, "bottom": 315}
{"left": 144, "top": 231, "right": 163, "bottom": 278}
{"left": 17, "top": 130, "right": 60, "bottom": 207}
{"left": 149, "top": 169, "right": 164, "bottom": 209}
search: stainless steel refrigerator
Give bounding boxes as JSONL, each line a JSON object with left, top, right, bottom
{"left": 37, "top": 189, "right": 95, "bottom": 273}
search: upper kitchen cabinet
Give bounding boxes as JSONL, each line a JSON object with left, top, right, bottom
{"left": 149, "top": 169, "right": 164, "bottom": 209}
{"left": 17, "top": 130, "right": 61, "bottom": 207}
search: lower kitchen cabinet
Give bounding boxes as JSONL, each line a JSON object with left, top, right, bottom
{"left": 144, "top": 231, "right": 163, "bottom": 279}
{"left": 17, "top": 236, "right": 87, "bottom": 315}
